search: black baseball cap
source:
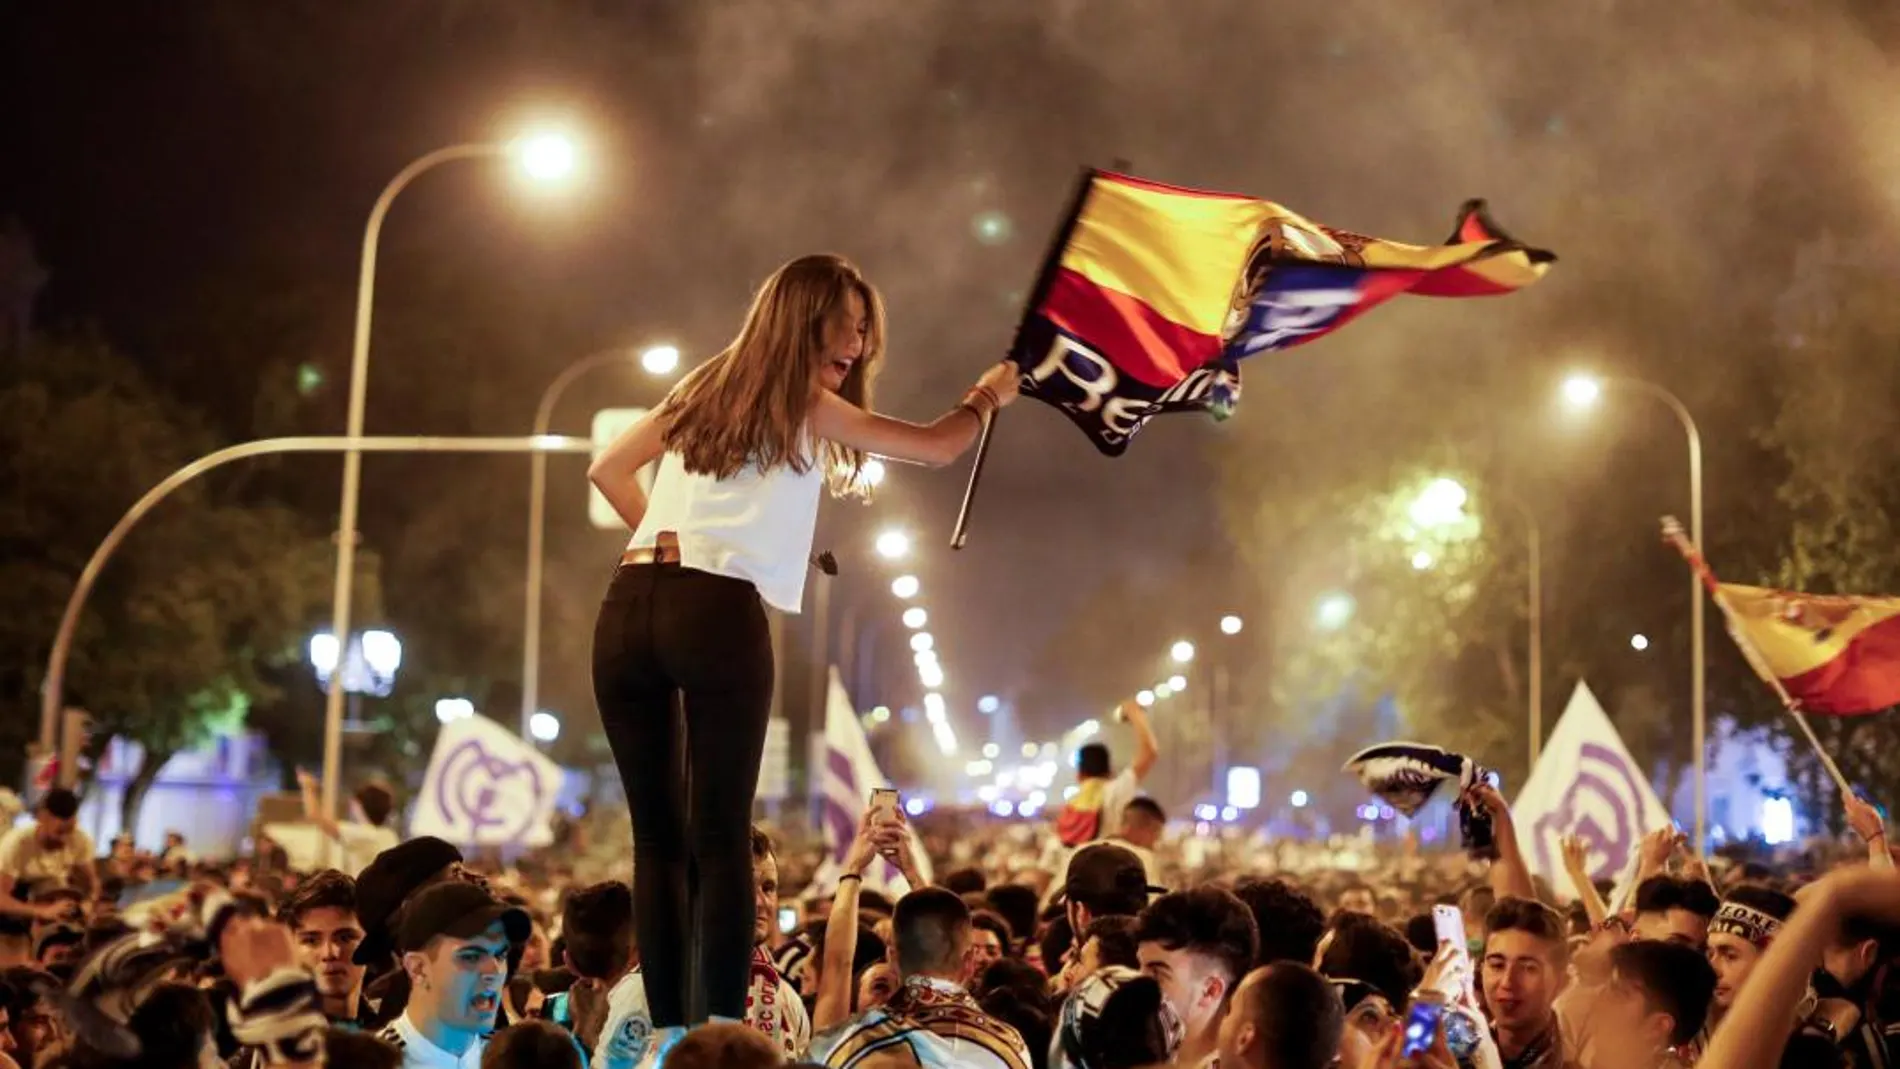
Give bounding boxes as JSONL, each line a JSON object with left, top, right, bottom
{"left": 351, "top": 836, "right": 464, "bottom": 965}
{"left": 1055, "top": 844, "right": 1165, "bottom": 915}
{"left": 393, "top": 881, "right": 531, "bottom": 954}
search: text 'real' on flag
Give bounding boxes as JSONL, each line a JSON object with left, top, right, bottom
{"left": 1719, "top": 584, "right": 1900, "bottom": 715}
{"left": 1005, "top": 170, "right": 1555, "bottom": 455}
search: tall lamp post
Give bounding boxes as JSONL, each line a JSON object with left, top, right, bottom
{"left": 319, "top": 132, "right": 579, "bottom": 824}
{"left": 520, "top": 343, "right": 680, "bottom": 736}
{"left": 1563, "top": 373, "right": 1706, "bottom": 853}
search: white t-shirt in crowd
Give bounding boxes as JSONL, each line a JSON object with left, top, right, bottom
{"left": 0, "top": 824, "right": 94, "bottom": 886}
{"left": 377, "top": 1010, "right": 485, "bottom": 1069}
{"left": 593, "top": 949, "right": 810, "bottom": 1067}
{"left": 333, "top": 822, "right": 400, "bottom": 877}
{"left": 627, "top": 447, "right": 824, "bottom": 614}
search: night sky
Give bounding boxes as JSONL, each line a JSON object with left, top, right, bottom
{"left": 8, "top": 1, "right": 1900, "bottom": 787}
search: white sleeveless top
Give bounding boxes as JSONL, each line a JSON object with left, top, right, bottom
{"left": 627, "top": 446, "right": 823, "bottom": 613}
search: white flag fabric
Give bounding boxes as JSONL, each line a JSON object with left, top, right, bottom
{"left": 809, "top": 669, "right": 932, "bottom": 899}
{"left": 1513, "top": 682, "right": 1671, "bottom": 884}
{"left": 411, "top": 715, "right": 563, "bottom": 847}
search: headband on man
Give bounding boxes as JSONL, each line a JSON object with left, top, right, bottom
{"left": 1710, "top": 902, "right": 1783, "bottom": 948}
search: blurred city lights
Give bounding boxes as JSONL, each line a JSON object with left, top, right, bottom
{"left": 902, "top": 607, "right": 928, "bottom": 629}
{"left": 1170, "top": 640, "right": 1196, "bottom": 664}
{"left": 891, "top": 575, "right": 920, "bottom": 599}
{"left": 1220, "top": 614, "right": 1244, "bottom": 635}
{"left": 1076, "top": 718, "right": 1100, "bottom": 739}
{"left": 1221, "top": 806, "right": 1240, "bottom": 822}
{"left": 1290, "top": 790, "right": 1310, "bottom": 808}
{"left": 910, "top": 632, "right": 935, "bottom": 653}
{"left": 1316, "top": 592, "right": 1355, "bottom": 631}
{"left": 435, "top": 697, "right": 475, "bottom": 724}
{"left": 1227, "top": 766, "right": 1261, "bottom": 810}
{"left": 870, "top": 706, "right": 891, "bottom": 724}
{"left": 904, "top": 797, "right": 927, "bottom": 817}
{"left": 1562, "top": 373, "right": 1603, "bottom": 408}
{"left": 528, "top": 710, "right": 561, "bottom": 742}
{"left": 1154, "top": 682, "right": 1174, "bottom": 700}
{"left": 1021, "top": 742, "right": 1038, "bottom": 758}
{"left": 966, "top": 759, "right": 992, "bottom": 777}
{"left": 512, "top": 132, "right": 578, "bottom": 181}
{"left": 977, "top": 695, "right": 1000, "bottom": 714}
{"left": 1167, "top": 674, "right": 1187, "bottom": 691}
{"left": 859, "top": 458, "right": 887, "bottom": 487}
{"left": 923, "top": 692, "right": 946, "bottom": 719}
{"left": 982, "top": 742, "right": 1000, "bottom": 759}
{"left": 875, "top": 529, "right": 912, "bottom": 560}
{"left": 919, "top": 662, "right": 945, "bottom": 689}
{"left": 913, "top": 649, "right": 938, "bottom": 669}
{"left": 1137, "top": 689, "right": 1156, "bottom": 707}
{"left": 640, "top": 344, "right": 680, "bottom": 375}
{"left": 1412, "top": 550, "right": 1435, "bottom": 570}
{"left": 1631, "top": 633, "right": 1650, "bottom": 651}
{"left": 1409, "top": 477, "right": 1470, "bottom": 529}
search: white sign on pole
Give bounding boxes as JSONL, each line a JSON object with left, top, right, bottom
{"left": 1513, "top": 682, "right": 1671, "bottom": 883}
{"left": 411, "top": 715, "right": 563, "bottom": 847}
{"left": 589, "top": 407, "right": 657, "bottom": 529}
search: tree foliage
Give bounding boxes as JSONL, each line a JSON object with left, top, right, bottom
{"left": 0, "top": 331, "right": 342, "bottom": 825}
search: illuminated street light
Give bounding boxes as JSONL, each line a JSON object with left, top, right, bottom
{"left": 1412, "top": 550, "right": 1434, "bottom": 571}
{"left": 1021, "top": 742, "right": 1038, "bottom": 758}
{"left": 919, "top": 662, "right": 945, "bottom": 688}
{"left": 870, "top": 706, "right": 891, "bottom": 723}
{"left": 923, "top": 692, "right": 946, "bottom": 719}
{"left": 1136, "top": 689, "right": 1156, "bottom": 707}
{"left": 512, "top": 132, "right": 579, "bottom": 182}
{"left": 1290, "top": 790, "right": 1310, "bottom": 808}
{"left": 1167, "top": 674, "right": 1187, "bottom": 692}
{"left": 434, "top": 697, "right": 475, "bottom": 724}
{"left": 875, "top": 529, "right": 912, "bottom": 560}
{"left": 639, "top": 344, "right": 680, "bottom": 375}
{"left": 977, "top": 695, "right": 1000, "bottom": 714}
{"left": 891, "top": 575, "right": 920, "bottom": 599}
{"left": 1316, "top": 592, "right": 1355, "bottom": 631}
{"left": 860, "top": 458, "right": 887, "bottom": 487}
{"left": 914, "top": 649, "right": 939, "bottom": 669}
{"left": 1155, "top": 682, "right": 1175, "bottom": 700}
{"left": 1170, "top": 640, "right": 1196, "bottom": 664}
{"left": 528, "top": 710, "right": 561, "bottom": 742}
{"left": 910, "top": 632, "right": 935, "bottom": 653}
{"left": 1561, "top": 373, "right": 1603, "bottom": 408}
{"left": 1220, "top": 614, "right": 1243, "bottom": 635}
{"left": 1631, "top": 633, "right": 1650, "bottom": 652}
{"left": 1409, "top": 477, "right": 1469, "bottom": 529}
{"left": 902, "top": 607, "right": 928, "bottom": 629}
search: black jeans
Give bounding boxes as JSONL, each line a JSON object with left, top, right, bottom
{"left": 592, "top": 562, "right": 775, "bottom": 1025}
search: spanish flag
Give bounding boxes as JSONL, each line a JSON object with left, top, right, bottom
{"left": 1718, "top": 584, "right": 1900, "bottom": 715}
{"left": 1007, "top": 170, "right": 1554, "bottom": 455}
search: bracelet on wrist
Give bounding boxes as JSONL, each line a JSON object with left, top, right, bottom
{"left": 839, "top": 873, "right": 863, "bottom": 884}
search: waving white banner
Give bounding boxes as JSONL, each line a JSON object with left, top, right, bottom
{"left": 1513, "top": 682, "right": 1670, "bottom": 884}
{"left": 412, "top": 715, "right": 562, "bottom": 847}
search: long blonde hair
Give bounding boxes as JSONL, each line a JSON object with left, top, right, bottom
{"left": 659, "top": 253, "right": 884, "bottom": 497}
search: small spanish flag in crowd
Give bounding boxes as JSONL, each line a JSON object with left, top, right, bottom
{"left": 1006, "top": 170, "right": 1555, "bottom": 455}
{"left": 1716, "top": 584, "right": 1900, "bottom": 716}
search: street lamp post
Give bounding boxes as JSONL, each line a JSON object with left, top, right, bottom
{"left": 520, "top": 345, "right": 677, "bottom": 736}
{"left": 1563, "top": 374, "right": 1706, "bottom": 852}
{"left": 322, "top": 135, "right": 577, "bottom": 824}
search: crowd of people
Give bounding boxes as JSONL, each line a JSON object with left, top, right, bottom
{"left": 3, "top": 749, "right": 1900, "bottom": 1069}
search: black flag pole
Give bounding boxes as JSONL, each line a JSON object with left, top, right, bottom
{"left": 948, "top": 164, "right": 1112, "bottom": 550}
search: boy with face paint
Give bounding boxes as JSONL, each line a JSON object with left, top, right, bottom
{"left": 377, "top": 881, "right": 530, "bottom": 1069}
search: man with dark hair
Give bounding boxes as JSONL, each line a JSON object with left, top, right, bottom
{"left": 594, "top": 828, "right": 808, "bottom": 1066}
{"left": 809, "top": 887, "right": 1031, "bottom": 1068}
{"left": 1232, "top": 878, "right": 1325, "bottom": 968}
{"left": 1135, "top": 886, "right": 1259, "bottom": 1066}
{"left": 1316, "top": 912, "right": 1421, "bottom": 1013}
{"left": 1215, "top": 962, "right": 1342, "bottom": 1069}
{"left": 1589, "top": 940, "right": 1715, "bottom": 1068}
{"left": 1336, "top": 880, "right": 1376, "bottom": 918}
{"left": 1056, "top": 698, "right": 1159, "bottom": 849}
{"left": 1704, "top": 885, "right": 1795, "bottom": 1030}
{"left": 378, "top": 880, "right": 531, "bottom": 1068}
{"left": 1813, "top": 904, "right": 1899, "bottom": 1069}
{"left": 1631, "top": 876, "right": 1720, "bottom": 949}
{"left": 0, "top": 788, "right": 94, "bottom": 918}
{"left": 1481, "top": 896, "right": 1569, "bottom": 1069}
{"left": 276, "top": 869, "right": 370, "bottom": 1027}
{"left": 965, "top": 910, "right": 1011, "bottom": 983}
{"left": 942, "top": 868, "right": 987, "bottom": 896}
{"left": 1053, "top": 843, "right": 1162, "bottom": 961}
{"left": 982, "top": 885, "right": 1038, "bottom": 954}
